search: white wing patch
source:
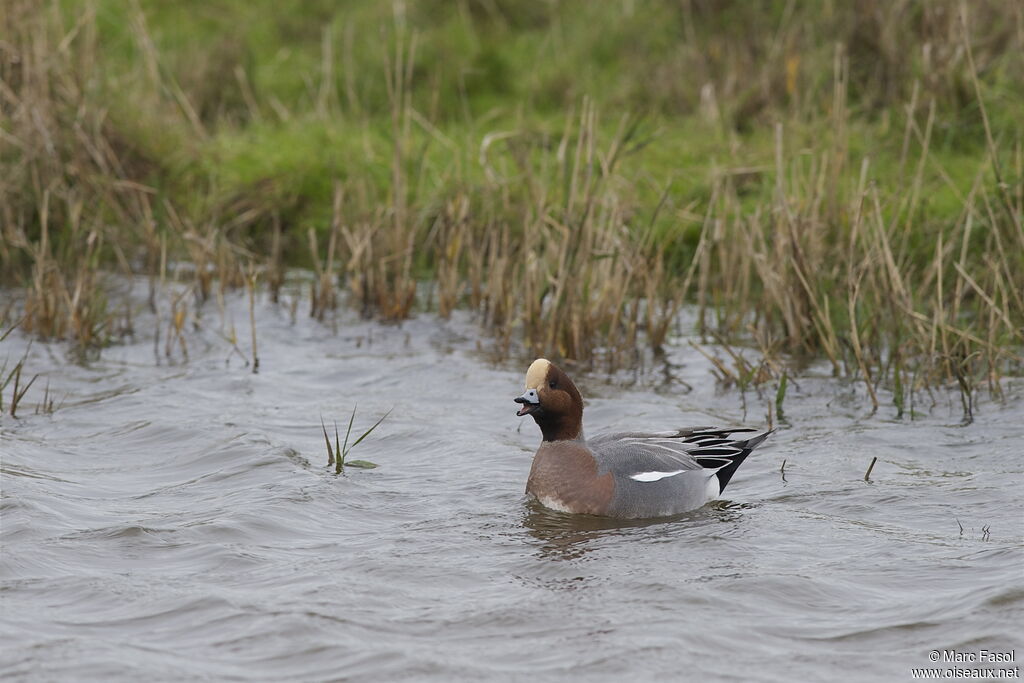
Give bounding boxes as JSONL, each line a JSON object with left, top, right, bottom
{"left": 630, "top": 469, "right": 686, "bottom": 482}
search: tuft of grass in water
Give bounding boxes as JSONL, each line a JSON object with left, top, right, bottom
{"left": 34, "top": 378, "right": 65, "bottom": 416}
{"left": 321, "top": 407, "right": 391, "bottom": 474}
{"left": 1, "top": 345, "right": 38, "bottom": 418}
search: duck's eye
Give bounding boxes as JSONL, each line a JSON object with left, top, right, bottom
{"left": 549, "top": 380, "right": 557, "bottom": 389}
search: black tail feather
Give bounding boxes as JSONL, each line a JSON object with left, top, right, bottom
{"left": 693, "top": 430, "right": 773, "bottom": 493}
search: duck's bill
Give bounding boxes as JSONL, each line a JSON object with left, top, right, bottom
{"left": 515, "top": 403, "right": 540, "bottom": 417}
{"left": 514, "top": 391, "right": 541, "bottom": 417}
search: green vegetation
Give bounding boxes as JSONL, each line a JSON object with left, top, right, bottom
{"left": 322, "top": 408, "right": 391, "bottom": 473}
{"left": 1, "top": 0, "right": 1022, "bottom": 408}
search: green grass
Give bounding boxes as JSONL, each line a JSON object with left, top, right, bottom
{"left": 53, "top": 0, "right": 1017, "bottom": 246}
{"left": 322, "top": 407, "right": 390, "bottom": 473}
{"left": 3, "top": 0, "right": 1022, "bottom": 405}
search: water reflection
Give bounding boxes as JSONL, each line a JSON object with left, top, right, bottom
{"left": 520, "top": 499, "right": 751, "bottom": 561}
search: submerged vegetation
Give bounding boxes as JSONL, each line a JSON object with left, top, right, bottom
{"left": 1, "top": 1, "right": 1022, "bottom": 410}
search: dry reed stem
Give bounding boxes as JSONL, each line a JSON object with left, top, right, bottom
{"left": 2, "top": 1, "right": 1020, "bottom": 407}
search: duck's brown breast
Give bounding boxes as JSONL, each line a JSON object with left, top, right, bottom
{"left": 526, "top": 441, "right": 615, "bottom": 515}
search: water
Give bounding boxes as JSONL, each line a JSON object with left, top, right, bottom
{"left": 2, "top": 287, "right": 1023, "bottom": 681}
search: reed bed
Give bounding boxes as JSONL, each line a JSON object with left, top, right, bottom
{"left": 1, "top": 1, "right": 1021, "bottom": 412}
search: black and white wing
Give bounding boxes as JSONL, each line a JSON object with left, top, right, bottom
{"left": 590, "top": 427, "right": 770, "bottom": 492}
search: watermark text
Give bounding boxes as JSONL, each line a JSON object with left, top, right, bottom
{"left": 912, "top": 650, "right": 1018, "bottom": 679}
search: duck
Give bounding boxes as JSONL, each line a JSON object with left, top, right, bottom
{"left": 514, "top": 358, "right": 771, "bottom": 518}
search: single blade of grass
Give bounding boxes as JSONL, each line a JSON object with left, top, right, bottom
{"left": 0, "top": 358, "right": 11, "bottom": 397}
{"left": 343, "top": 460, "right": 378, "bottom": 469}
{"left": 1, "top": 344, "right": 31, "bottom": 393}
{"left": 334, "top": 420, "right": 342, "bottom": 472}
{"left": 0, "top": 317, "right": 25, "bottom": 343}
{"left": 893, "top": 359, "right": 905, "bottom": 419}
{"left": 320, "top": 415, "right": 335, "bottom": 465}
{"left": 12, "top": 373, "right": 38, "bottom": 418}
{"left": 347, "top": 408, "right": 392, "bottom": 452}
{"left": 333, "top": 420, "right": 341, "bottom": 460}
{"left": 775, "top": 372, "right": 788, "bottom": 419}
{"left": 342, "top": 405, "right": 357, "bottom": 456}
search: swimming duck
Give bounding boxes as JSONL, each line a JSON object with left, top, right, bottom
{"left": 514, "top": 358, "right": 770, "bottom": 518}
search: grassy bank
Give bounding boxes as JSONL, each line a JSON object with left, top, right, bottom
{"left": 1, "top": 0, "right": 1022, "bottom": 408}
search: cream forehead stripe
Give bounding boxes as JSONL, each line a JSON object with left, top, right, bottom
{"left": 525, "top": 358, "right": 551, "bottom": 389}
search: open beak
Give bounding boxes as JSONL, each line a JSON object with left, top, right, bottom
{"left": 514, "top": 388, "right": 541, "bottom": 417}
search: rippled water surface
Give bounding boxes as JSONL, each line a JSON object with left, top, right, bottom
{"left": 2, "top": 289, "right": 1023, "bottom": 681}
